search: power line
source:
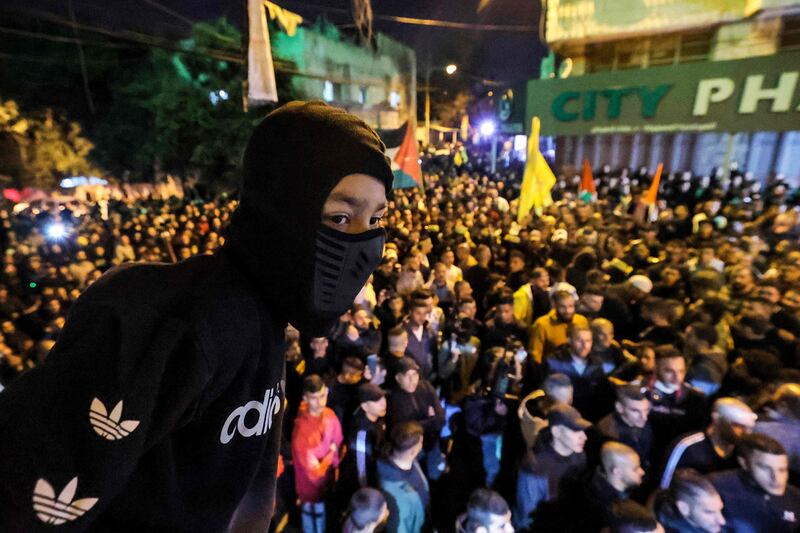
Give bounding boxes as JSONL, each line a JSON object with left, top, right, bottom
{"left": 9, "top": 7, "right": 240, "bottom": 54}
{"left": 281, "top": 1, "right": 539, "bottom": 32}
{"left": 68, "top": 0, "right": 96, "bottom": 114}
{"left": 139, "top": 0, "right": 195, "bottom": 27}
{"left": 0, "top": 25, "right": 242, "bottom": 63}
{"left": 136, "top": 0, "right": 241, "bottom": 48}
{"left": 0, "top": 26, "right": 131, "bottom": 48}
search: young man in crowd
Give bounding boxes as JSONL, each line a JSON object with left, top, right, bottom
{"left": 574, "top": 441, "right": 646, "bottom": 531}
{"left": 338, "top": 383, "right": 387, "bottom": 505}
{"left": 514, "top": 267, "right": 552, "bottom": 329}
{"left": 655, "top": 469, "right": 727, "bottom": 533}
{"left": 292, "top": 374, "right": 343, "bottom": 533}
{"left": 710, "top": 433, "right": 800, "bottom": 531}
{"left": 378, "top": 421, "right": 430, "bottom": 533}
{"left": 595, "top": 384, "right": 654, "bottom": 471}
{"left": 403, "top": 299, "right": 437, "bottom": 380}
{"left": 387, "top": 357, "right": 446, "bottom": 481}
{"left": 0, "top": 101, "right": 393, "bottom": 531}
{"left": 514, "top": 404, "right": 590, "bottom": 530}
{"left": 544, "top": 323, "right": 608, "bottom": 421}
{"left": 342, "top": 488, "right": 389, "bottom": 533}
{"left": 328, "top": 356, "right": 367, "bottom": 436}
{"left": 755, "top": 383, "right": 800, "bottom": 483}
{"left": 645, "top": 346, "right": 707, "bottom": 452}
{"left": 529, "top": 290, "right": 590, "bottom": 363}
{"left": 660, "top": 397, "right": 757, "bottom": 488}
{"left": 455, "top": 488, "right": 514, "bottom": 533}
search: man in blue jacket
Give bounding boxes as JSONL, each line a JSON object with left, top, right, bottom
{"left": 710, "top": 432, "right": 800, "bottom": 532}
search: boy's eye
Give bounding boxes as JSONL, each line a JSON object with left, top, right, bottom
{"left": 329, "top": 215, "right": 349, "bottom": 225}
{"left": 370, "top": 216, "right": 384, "bottom": 226}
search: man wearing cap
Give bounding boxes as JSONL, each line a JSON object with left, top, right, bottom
{"left": 660, "top": 398, "right": 757, "bottom": 488}
{"left": 513, "top": 404, "right": 590, "bottom": 530}
{"left": 338, "top": 384, "right": 387, "bottom": 514}
{"left": 605, "top": 274, "right": 654, "bottom": 340}
{"left": 386, "top": 357, "right": 446, "bottom": 480}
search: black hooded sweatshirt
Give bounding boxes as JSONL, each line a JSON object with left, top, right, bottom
{"left": 0, "top": 101, "right": 392, "bottom": 532}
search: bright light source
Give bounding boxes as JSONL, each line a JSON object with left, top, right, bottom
{"left": 514, "top": 134, "right": 527, "bottom": 152}
{"left": 445, "top": 64, "right": 457, "bottom": 75}
{"left": 323, "top": 81, "right": 334, "bottom": 102}
{"left": 219, "top": 89, "right": 229, "bottom": 100}
{"left": 209, "top": 91, "right": 220, "bottom": 105}
{"left": 479, "top": 121, "right": 496, "bottom": 137}
{"left": 46, "top": 223, "right": 66, "bottom": 240}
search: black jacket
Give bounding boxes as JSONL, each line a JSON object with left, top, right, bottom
{"left": 0, "top": 252, "right": 286, "bottom": 532}
{"left": 710, "top": 469, "right": 800, "bottom": 533}
{"left": 595, "top": 412, "right": 654, "bottom": 469}
{"left": 654, "top": 491, "right": 709, "bottom": 533}
{"left": 387, "top": 381, "right": 445, "bottom": 450}
{"left": 0, "top": 102, "right": 395, "bottom": 532}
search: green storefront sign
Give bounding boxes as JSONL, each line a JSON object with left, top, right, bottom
{"left": 525, "top": 51, "right": 800, "bottom": 136}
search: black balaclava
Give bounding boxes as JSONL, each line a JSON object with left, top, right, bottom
{"left": 226, "top": 101, "right": 393, "bottom": 336}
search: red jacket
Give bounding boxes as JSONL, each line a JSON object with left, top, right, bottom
{"left": 291, "top": 403, "right": 343, "bottom": 503}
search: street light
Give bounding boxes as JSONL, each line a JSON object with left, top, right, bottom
{"left": 424, "top": 62, "right": 457, "bottom": 146}
{"left": 479, "top": 120, "right": 499, "bottom": 173}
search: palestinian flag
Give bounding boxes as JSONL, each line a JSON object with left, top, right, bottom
{"left": 578, "top": 159, "right": 596, "bottom": 203}
{"left": 378, "top": 121, "right": 422, "bottom": 189}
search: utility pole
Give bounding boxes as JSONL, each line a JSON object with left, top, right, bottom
{"left": 424, "top": 54, "right": 431, "bottom": 148}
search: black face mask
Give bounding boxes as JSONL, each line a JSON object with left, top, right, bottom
{"left": 293, "top": 225, "right": 385, "bottom": 337}
{"left": 225, "top": 102, "right": 394, "bottom": 336}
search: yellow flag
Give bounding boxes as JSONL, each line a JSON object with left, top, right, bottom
{"left": 517, "top": 116, "right": 556, "bottom": 223}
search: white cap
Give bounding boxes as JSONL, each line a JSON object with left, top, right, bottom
{"left": 552, "top": 228, "right": 568, "bottom": 242}
{"left": 549, "top": 282, "right": 578, "bottom": 302}
{"left": 713, "top": 397, "right": 757, "bottom": 427}
{"left": 628, "top": 275, "right": 653, "bottom": 294}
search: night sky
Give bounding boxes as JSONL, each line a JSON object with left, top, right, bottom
{"left": 2, "top": 0, "right": 546, "bottom": 83}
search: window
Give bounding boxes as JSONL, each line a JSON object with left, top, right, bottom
{"left": 650, "top": 36, "right": 678, "bottom": 66}
{"left": 586, "top": 42, "right": 614, "bottom": 73}
{"left": 389, "top": 90, "right": 401, "bottom": 109}
{"left": 358, "top": 86, "right": 368, "bottom": 105}
{"left": 679, "top": 31, "right": 713, "bottom": 63}
{"left": 780, "top": 16, "right": 800, "bottom": 50}
{"left": 615, "top": 40, "right": 646, "bottom": 70}
{"left": 323, "top": 80, "right": 334, "bottom": 102}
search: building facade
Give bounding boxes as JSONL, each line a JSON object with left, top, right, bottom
{"left": 270, "top": 19, "right": 416, "bottom": 131}
{"left": 526, "top": 0, "right": 800, "bottom": 181}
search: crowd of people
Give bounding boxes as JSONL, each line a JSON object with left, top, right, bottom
{"left": 1, "top": 144, "right": 800, "bottom": 533}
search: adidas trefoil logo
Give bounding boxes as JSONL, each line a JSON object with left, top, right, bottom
{"left": 89, "top": 398, "right": 140, "bottom": 441}
{"left": 33, "top": 477, "right": 98, "bottom": 525}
